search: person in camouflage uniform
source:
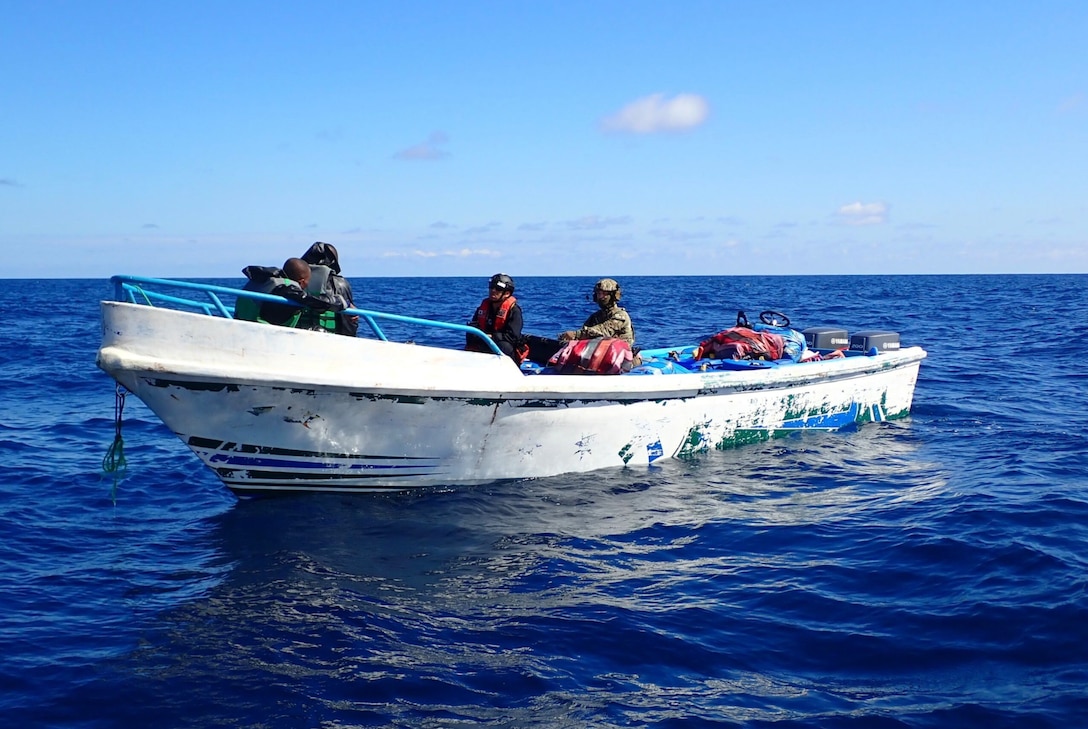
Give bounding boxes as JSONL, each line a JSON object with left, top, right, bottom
{"left": 525, "top": 278, "right": 636, "bottom": 365}
{"left": 559, "top": 278, "right": 635, "bottom": 347}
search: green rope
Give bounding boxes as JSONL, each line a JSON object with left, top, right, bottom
{"left": 103, "top": 385, "right": 128, "bottom": 500}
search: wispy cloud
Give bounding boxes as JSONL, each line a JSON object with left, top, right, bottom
{"left": 601, "top": 93, "right": 710, "bottom": 134}
{"left": 464, "top": 222, "right": 502, "bottom": 235}
{"left": 837, "top": 201, "right": 889, "bottom": 226}
{"left": 563, "top": 215, "right": 633, "bottom": 230}
{"left": 679, "top": 238, "right": 741, "bottom": 259}
{"left": 1058, "top": 92, "right": 1086, "bottom": 114}
{"left": 0, "top": 178, "right": 22, "bottom": 188}
{"left": 141, "top": 223, "right": 160, "bottom": 229}
{"left": 394, "top": 131, "right": 450, "bottom": 160}
{"left": 316, "top": 127, "right": 345, "bottom": 142}
{"left": 649, "top": 228, "right": 713, "bottom": 242}
{"left": 380, "top": 247, "right": 500, "bottom": 259}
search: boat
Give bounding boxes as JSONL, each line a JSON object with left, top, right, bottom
{"left": 97, "top": 275, "right": 927, "bottom": 495}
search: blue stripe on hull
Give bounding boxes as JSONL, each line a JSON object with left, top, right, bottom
{"left": 184, "top": 435, "right": 445, "bottom": 492}
{"left": 207, "top": 454, "right": 437, "bottom": 471}
{"left": 779, "top": 402, "right": 861, "bottom": 430}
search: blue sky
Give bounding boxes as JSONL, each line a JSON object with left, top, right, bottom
{"left": 2, "top": 1, "right": 1085, "bottom": 279}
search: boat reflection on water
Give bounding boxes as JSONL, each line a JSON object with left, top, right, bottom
{"left": 153, "top": 420, "right": 939, "bottom": 602}
{"left": 186, "top": 429, "right": 933, "bottom": 595}
{"left": 103, "top": 419, "right": 949, "bottom": 726}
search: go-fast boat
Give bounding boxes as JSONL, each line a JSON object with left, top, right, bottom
{"left": 97, "top": 275, "right": 927, "bottom": 495}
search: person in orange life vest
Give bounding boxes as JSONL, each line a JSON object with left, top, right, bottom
{"left": 465, "top": 273, "right": 529, "bottom": 362}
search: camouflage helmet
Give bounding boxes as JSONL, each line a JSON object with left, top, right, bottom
{"left": 596, "top": 275, "right": 622, "bottom": 306}
{"left": 594, "top": 278, "right": 621, "bottom": 301}
{"left": 489, "top": 273, "right": 515, "bottom": 293}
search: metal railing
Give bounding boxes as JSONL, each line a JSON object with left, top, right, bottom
{"left": 109, "top": 275, "right": 505, "bottom": 356}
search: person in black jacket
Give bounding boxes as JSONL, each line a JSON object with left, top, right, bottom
{"left": 465, "top": 273, "right": 528, "bottom": 362}
{"left": 235, "top": 257, "right": 346, "bottom": 328}
{"left": 300, "top": 241, "right": 359, "bottom": 336}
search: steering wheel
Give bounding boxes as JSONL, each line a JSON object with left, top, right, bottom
{"left": 760, "top": 310, "right": 790, "bottom": 327}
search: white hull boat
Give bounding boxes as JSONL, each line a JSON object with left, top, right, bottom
{"left": 97, "top": 277, "right": 926, "bottom": 495}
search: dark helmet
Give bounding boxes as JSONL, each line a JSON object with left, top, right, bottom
{"left": 489, "top": 273, "right": 515, "bottom": 293}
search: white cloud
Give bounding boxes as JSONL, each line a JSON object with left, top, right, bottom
{"left": 837, "top": 201, "right": 889, "bottom": 226}
{"left": 601, "top": 93, "right": 710, "bottom": 134}
{"left": 394, "top": 131, "right": 450, "bottom": 160}
{"left": 381, "top": 247, "right": 500, "bottom": 259}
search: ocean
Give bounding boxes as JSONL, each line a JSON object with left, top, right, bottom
{"left": 1, "top": 274, "right": 1086, "bottom": 728}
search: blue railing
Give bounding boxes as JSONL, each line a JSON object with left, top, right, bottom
{"left": 109, "top": 275, "right": 505, "bottom": 356}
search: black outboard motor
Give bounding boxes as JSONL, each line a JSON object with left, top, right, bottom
{"left": 849, "top": 331, "right": 900, "bottom": 353}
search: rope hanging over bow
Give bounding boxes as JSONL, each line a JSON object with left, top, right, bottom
{"left": 102, "top": 384, "right": 128, "bottom": 501}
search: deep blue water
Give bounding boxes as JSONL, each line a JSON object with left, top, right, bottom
{"left": 2, "top": 274, "right": 1087, "bottom": 728}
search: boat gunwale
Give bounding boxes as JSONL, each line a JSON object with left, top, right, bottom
{"left": 99, "top": 294, "right": 927, "bottom": 402}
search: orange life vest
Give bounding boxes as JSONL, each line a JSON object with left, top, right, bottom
{"left": 473, "top": 295, "right": 518, "bottom": 332}
{"left": 468, "top": 296, "right": 529, "bottom": 363}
